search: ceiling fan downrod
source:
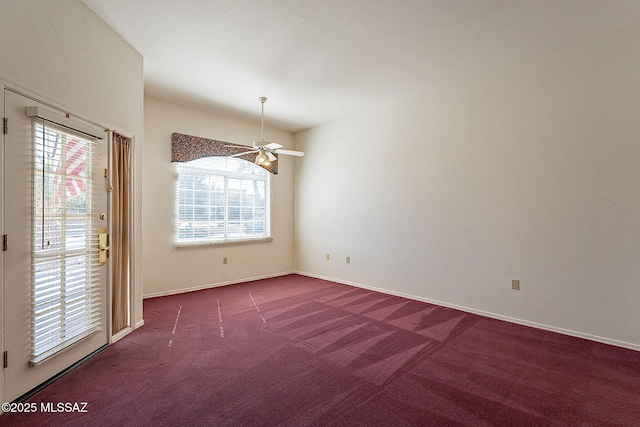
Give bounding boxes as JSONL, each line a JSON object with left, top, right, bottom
{"left": 259, "top": 96, "right": 267, "bottom": 142}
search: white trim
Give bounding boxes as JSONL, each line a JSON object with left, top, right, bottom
{"left": 143, "top": 271, "right": 294, "bottom": 299}
{"left": 110, "top": 326, "right": 132, "bottom": 344}
{"left": 294, "top": 271, "right": 640, "bottom": 352}
{"left": 175, "top": 237, "right": 273, "bottom": 248}
{"left": 135, "top": 320, "right": 145, "bottom": 329}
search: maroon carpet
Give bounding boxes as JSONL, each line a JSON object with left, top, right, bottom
{"left": 3, "top": 274, "right": 640, "bottom": 426}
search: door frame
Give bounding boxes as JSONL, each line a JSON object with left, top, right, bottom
{"left": 1, "top": 80, "right": 5, "bottom": 409}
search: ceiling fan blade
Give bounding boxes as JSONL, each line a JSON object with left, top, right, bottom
{"left": 229, "top": 150, "right": 258, "bottom": 158}
{"left": 267, "top": 152, "right": 277, "bottom": 162}
{"left": 264, "top": 142, "right": 283, "bottom": 150}
{"left": 252, "top": 140, "right": 282, "bottom": 149}
{"left": 274, "top": 149, "right": 304, "bottom": 157}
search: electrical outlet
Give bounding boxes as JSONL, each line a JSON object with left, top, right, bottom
{"left": 223, "top": 257, "right": 228, "bottom": 265}
{"left": 512, "top": 279, "right": 520, "bottom": 290}
{"left": 346, "top": 256, "right": 351, "bottom": 263}
{"left": 326, "top": 254, "right": 330, "bottom": 261}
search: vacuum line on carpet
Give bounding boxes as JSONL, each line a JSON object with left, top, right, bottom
{"left": 217, "top": 299, "right": 225, "bottom": 338}
{"left": 248, "top": 292, "right": 267, "bottom": 324}
{"left": 168, "top": 305, "right": 183, "bottom": 347}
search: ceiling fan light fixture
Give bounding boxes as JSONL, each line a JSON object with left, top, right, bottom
{"left": 255, "top": 148, "right": 269, "bottom": 165}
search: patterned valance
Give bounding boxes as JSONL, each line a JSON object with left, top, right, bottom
{"left": 171, "top": 132, "right": 278, "bottom": 174}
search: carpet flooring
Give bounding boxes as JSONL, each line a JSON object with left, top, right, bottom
{"left": 3, "top": 274, "right": 640, "bottom": 426}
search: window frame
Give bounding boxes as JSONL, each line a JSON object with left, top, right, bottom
{"left": 174, "top": 156, "right": 272, "bottom": 247}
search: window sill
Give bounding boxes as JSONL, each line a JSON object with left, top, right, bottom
{"left": 174, "top": 237, "right": 273, "bottom": 248}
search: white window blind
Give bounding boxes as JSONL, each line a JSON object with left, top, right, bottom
{"left": 175, "top": 156, "right": 271, "bottom": 245}
{"left": 31, "top": 120, "right": 102, "bottom": 365}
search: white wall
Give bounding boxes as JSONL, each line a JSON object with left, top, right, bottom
{"left": 143, "top": 96, "right": 295, "bottom": 297}
{"left": 0, "top": 0, "right": 144, "bottom": 404}
{"left": 294, "top": 23, "right": 640, "bottom": 350}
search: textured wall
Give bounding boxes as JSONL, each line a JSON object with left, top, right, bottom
{"left": 294, "top": 23, "right": 640, "bottom": 349}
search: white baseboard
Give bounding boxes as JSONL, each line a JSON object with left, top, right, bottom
{"left": 143, "top": 271, "right": 295, "bottom": 299}
{"left": 294, "top": 271, "right": 640, "bottom": 352}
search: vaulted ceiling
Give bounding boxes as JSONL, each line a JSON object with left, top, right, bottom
{"left": 83, "top": 0, "right": 640, "bottom": 132}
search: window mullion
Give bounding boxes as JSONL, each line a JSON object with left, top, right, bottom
{"left": 224, "top": 176, "right": 229, "bottom": 239}
{"left": 190, "top": 177, "right": 195, "bottom": 240}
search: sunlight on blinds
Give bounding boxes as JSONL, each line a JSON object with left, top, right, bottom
{"left": 30, "top": 121, "right": 102, "bottom": 365}
{"left": 175, "top": 156, "right": 271, "bottom": 245}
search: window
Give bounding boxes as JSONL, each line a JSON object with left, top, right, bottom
{"left": 31, "top": 121, "right": 102, "bottom": 364}
{"left": 175, "top": 156, "right": 271, "bottom": 245}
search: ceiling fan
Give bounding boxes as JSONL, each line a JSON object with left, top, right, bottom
{"left": 227, "top": 97, "right": 304, "bottom": 166}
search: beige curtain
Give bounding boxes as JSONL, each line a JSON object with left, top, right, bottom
{"left": 111, "top": 132, "right": 131, "bottom": 334}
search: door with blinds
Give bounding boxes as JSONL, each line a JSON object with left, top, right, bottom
{"left": 3, "top": 89, "right": 109, "bottom": 401}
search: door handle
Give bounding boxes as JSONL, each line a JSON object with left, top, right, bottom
{"left": 97, "top": 228, "right": 109, "bottom": 266}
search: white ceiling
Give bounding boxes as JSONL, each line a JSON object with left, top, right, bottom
{"left": 83, "top": 0, "right": 640, "bottom": 132}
